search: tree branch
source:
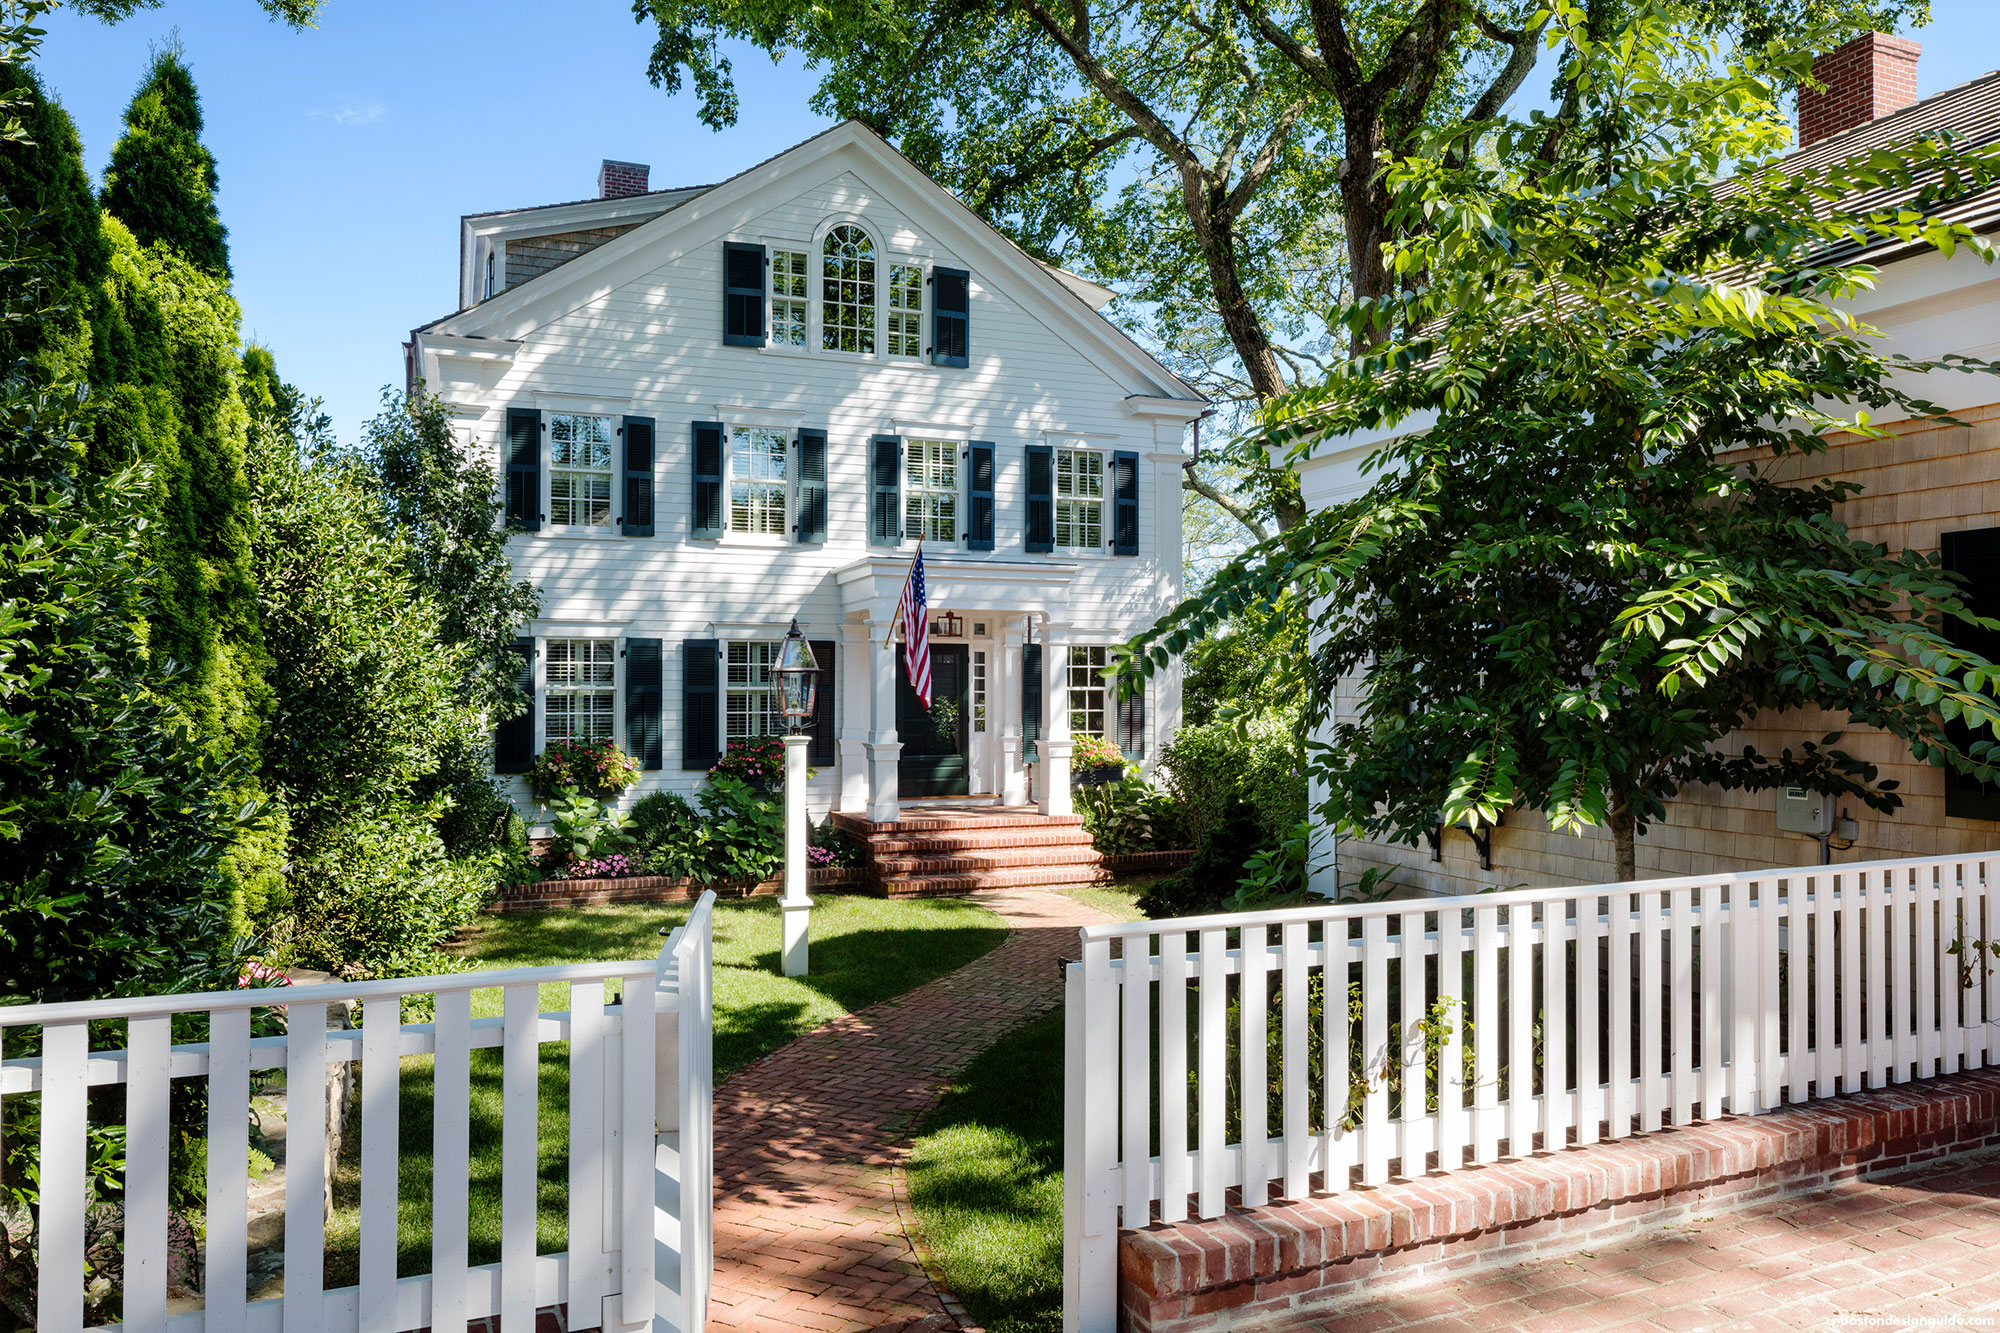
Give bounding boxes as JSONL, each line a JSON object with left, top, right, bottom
{"left": 1222, "top": 97, "right": 1311, "bottom": 219}
{"left": 1184, "top": 469, "right": 1271, "bottom": 543}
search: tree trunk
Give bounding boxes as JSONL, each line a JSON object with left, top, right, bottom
{"left": 1608, "top": 804, "right": 1638, "bottom": 883}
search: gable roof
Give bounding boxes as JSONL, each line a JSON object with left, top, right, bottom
{"left": 417, "top": 121, "right": 1201, "bottom": 403}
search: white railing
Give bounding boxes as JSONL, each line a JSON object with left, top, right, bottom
{"left": 2, "top": 889, "right": 715, "bottom": 1333}
{"left": 1063, "top": 852, "right": 2000, "bottom": 1332}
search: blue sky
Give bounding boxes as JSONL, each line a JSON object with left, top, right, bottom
{"left": 29, "top": 1, "right": 2000, "bottom": 444}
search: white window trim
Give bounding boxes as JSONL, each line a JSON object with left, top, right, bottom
{"left": 1051, "top": 442, "right": 1110, "bottom": 556}
{"left": 535, "top": 633, "right": 624, "bottom": 754}
{"left": 724, "top": 637, "right": 787, "bottom": 744}
{"left": 885, "top": 259, "right": 928, "bottom": 361}
{"left": 902, "top": 434, "right": 966, "bottom": 548}
{"left": 544, "top": 411, "right": 621, "bottom": 537}
{"left": 1067, "top": 644, "right": 1112, "bottom": 741}
{"left": 766, "top": 242, "right": 814, "bottom": 355}
{"left": 724, "top": 423, "right": 795, "bottom": 544}
{"left": 815, "top": 217, "right": 882, "bottom": 360}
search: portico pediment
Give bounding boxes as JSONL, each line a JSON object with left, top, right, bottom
{"left": 835, "top": 555, "right": 1081, "bottom": 622}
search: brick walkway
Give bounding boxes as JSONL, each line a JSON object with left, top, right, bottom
{"left": 1278, "top": 1147, "right": 2000, "bottom": 1332}
{"left": 705, "top": 888, "right": 1120, "bottom": 1332}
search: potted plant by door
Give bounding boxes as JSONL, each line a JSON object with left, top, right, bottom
{"left": 1071, "top": 732, "right": 1128, "bottom": 786}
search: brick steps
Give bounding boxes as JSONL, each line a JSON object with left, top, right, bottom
{"left": 881, "top": 863, "right": 1130, "bottom": 897}
{"left": 867, "top": 828, "right": 1098, "bottom": 855}
{"left": 872, "top": 844, "right": 1106, "bottom": 875}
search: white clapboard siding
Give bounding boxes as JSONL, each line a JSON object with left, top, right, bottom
{"left": 1061, "top": 852, "right": 2000, "bottom": 1333}
{"left": 412, "top": 132, "right": 1198, "bottom": 818}
{"left": 0, "top": 893, "right": 718, "bottom": 1333}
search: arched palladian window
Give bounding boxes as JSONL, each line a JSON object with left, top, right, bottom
{"left": 821, "top": 224, "right": 877, "bottom": 354}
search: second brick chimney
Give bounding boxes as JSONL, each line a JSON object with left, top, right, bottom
{"left": 1798, "top": 32, "right": 1920, "bottom": 148}
{"left": 598, "top": 159, "right": 650, "bottom": 199}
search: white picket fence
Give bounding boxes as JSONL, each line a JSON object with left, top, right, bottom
{"left": 1063, "top": 851, "right": 2000, "bottom": 1331}
{"left": 1, "top": 890, "right": 716, "bottom": 1333}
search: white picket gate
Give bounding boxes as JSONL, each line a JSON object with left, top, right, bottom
{"left": 1063, "top": 852, "right": 2000, "bottom": 1331}
{"left": 1, "top": 889, "right": 716, "bottom": 1333}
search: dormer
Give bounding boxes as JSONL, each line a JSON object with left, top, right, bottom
{"left": 458, "top": 159, "right": 711, "bottom": 310}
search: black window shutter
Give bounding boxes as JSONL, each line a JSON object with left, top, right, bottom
{"left": 798, "top": 428, "right": 829, "bottom": 543}
{"left": 932, "top": 267, "right": 969, "bottom": 367}
{"left": 494, "top": 636, "right": 536, "bottom": 772}
{"left": 1025, "top": 443, "right": 1053, "bottom": 553}
{"left": 1021, "top": 641, "right": 1043, "bottom": 763}
{"left": 682, "top": 638, "right": 721, "bottom": 771}
{"left": 625, "top": 638, "right": 663, "bottom": 770}
{"left": 621, "top": 417, "right": 655, "bottom": 537}
{"left": 504, "top": 408, "right": 541, "bottom": 533}
{"left": 1112, "top": 449, "right": 1140, "bottom": 556}
{"left": 1942, "top": 527, "right": 2000, "bottom": 819}
{"left": 1118, "top": 675, "right": 1146, "bottom": 759}
{"left": 870, "top": 435, "right": 902, "bottom": 547}
{"left": 692, "top": 421, "right": 725, "bottom": 538}
{"left": 723, "top": 241, "right": 767, "bottom": 347}
{"left": 808, "top": 638, "right": 837, "bottom": 766}
{"left": 968, "top": 441, "right": 995, "bottom": 551}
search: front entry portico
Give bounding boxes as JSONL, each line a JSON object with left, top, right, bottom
{"left": 834, "top": 554, "right": 1081, "bottom": 824}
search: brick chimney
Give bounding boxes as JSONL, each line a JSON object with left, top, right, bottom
{"left": 598, "top": 159, "right": 650, "bottom": 199}
{"left": 1798, "top": 32, "right": 1920, "bottom": 148}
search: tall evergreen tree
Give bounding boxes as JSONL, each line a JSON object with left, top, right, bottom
{"left": 99, "top": 45, "right": 229, "bottom": 278}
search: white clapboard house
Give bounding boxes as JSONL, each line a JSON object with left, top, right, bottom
{"left": 405, "top": 122, "right": 1204, "bottom": 827}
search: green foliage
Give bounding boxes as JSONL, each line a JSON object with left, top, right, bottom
{"left": 630, "top": 790, "right": 700, "bottom": 878}
{"left": 1158, "top": 712, "right": 1304, "bottom": 852}
{"left": 99, "top": 45, "right": 228, "bottom": 276}
{"left": 1180, "top": 594, "right": 1306, "bottom": 728}
{"left": 243, "top": 356, "right": 494, "bottom": 976}
{"left": 688, "top": 776, "right": 784, "bottom": 885}
{"left": 540, "top": 790, "right": 634, "bottom": 872}
{"left": 0, "top": 348, "right": 249, "bottom": 1007}
{"left": 1075, "top": 771, "right": 1184, "bottom": 856}
{"left": 1126, "top": 5, "right": 2000, "bottom": 881}
{"left": 0, "top": 57, "right": 104, "bottom": 380}
{"left": 282, "top": 806, "right": 486, "bottom": 980}
{"left": 1137, "top": 800, "right": 1262, "bottom": 918}
{"left": 708, "top": 734, "right": 789, "bottom": 789}
{"left": 356, "top": 387, "right": 540, "bottom": 718}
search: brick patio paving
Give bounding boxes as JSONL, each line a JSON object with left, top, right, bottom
{"left": 704, "top": 887, "right": 1121, "bottom": 1332}
{"left": 1273, "top": 1146, "right": 2000, "bottom": 1332}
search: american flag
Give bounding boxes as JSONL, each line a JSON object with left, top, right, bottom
{"left": 892, "top": 541, "right": 932, "bottom": 707}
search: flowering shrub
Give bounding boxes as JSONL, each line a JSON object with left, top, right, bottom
{"left": 238, "top": 960, "right": 292, "bottom": 988}
{"left": 554, "top": 852, "right": 644, "bottom": 881}
{"left": 526, "top": 737, "right": 642, "bottom": 798}
{"left": 1070, "top": 731, "right": 1127, "bottom": 771}
{"left": 807, "top": 844, "right": 836, "bottom": 867}
{"left": 709, "top": 735, "right": 788, "bottom": 789}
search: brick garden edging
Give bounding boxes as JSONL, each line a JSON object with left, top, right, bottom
{"left": 1119, "top": 1067, "right": 2000, "bottom": 1333}
{"left": 489, "top": 867, "right": 866, "bottom": 912}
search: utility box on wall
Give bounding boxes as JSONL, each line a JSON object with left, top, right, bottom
{"left": 1776, "top": 787, "right": 1836, "bottom": 836}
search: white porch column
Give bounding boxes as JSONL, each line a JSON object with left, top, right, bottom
{"left": 1039, "top": 620, "right": 1073, "bottom": 817}
{"left": 837, "top": 619, "right": 871, "bottom": 814}
{"left": 997, "top": 616, "right": 1028, "bottom": 807}
{"left": 867, "top": 625, "right": 902, "bottom": 823}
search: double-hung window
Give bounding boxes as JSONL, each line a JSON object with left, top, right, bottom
{"left": 726, "top": 641, "right": 783, "bottom": 740}
{"left": 547, "top": 638, "right": 616, "bottom": 742}
{"left": 905, "top": 437, "right": 958, "bottom": 542}
{"left": 550, "top": 414, "right": 615, "bottom": 528}
{"left": 886, "top": 263, "right": 923, "bottom": 357}
{"left": 822, "top": 225, "right": 876, "bottom": 354}
{"left": 1054, "top": 446, "right": 1105, "bottom": 549}
{"left": 1068, "top": 646, "right": 1109, "bottom": 738}
{"left": 731, "top": 427, "right": 789, "bottom": 535}
{"left": 772, "top": 249, "right": 809, "bottom": 347}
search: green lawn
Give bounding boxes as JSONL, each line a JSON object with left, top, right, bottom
{"left": 322, "top": 893, "right": 1010, "bottom": 1283}
{"left": 903, "top": 1010, "right": 1069, "bottom": 1333}
{"left": 1059, "top": 884, "right": 1147, "bottom": 921}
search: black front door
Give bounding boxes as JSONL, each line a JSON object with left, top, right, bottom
{"left": 897, "top": 644, "right": 970, "bottom": 797}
